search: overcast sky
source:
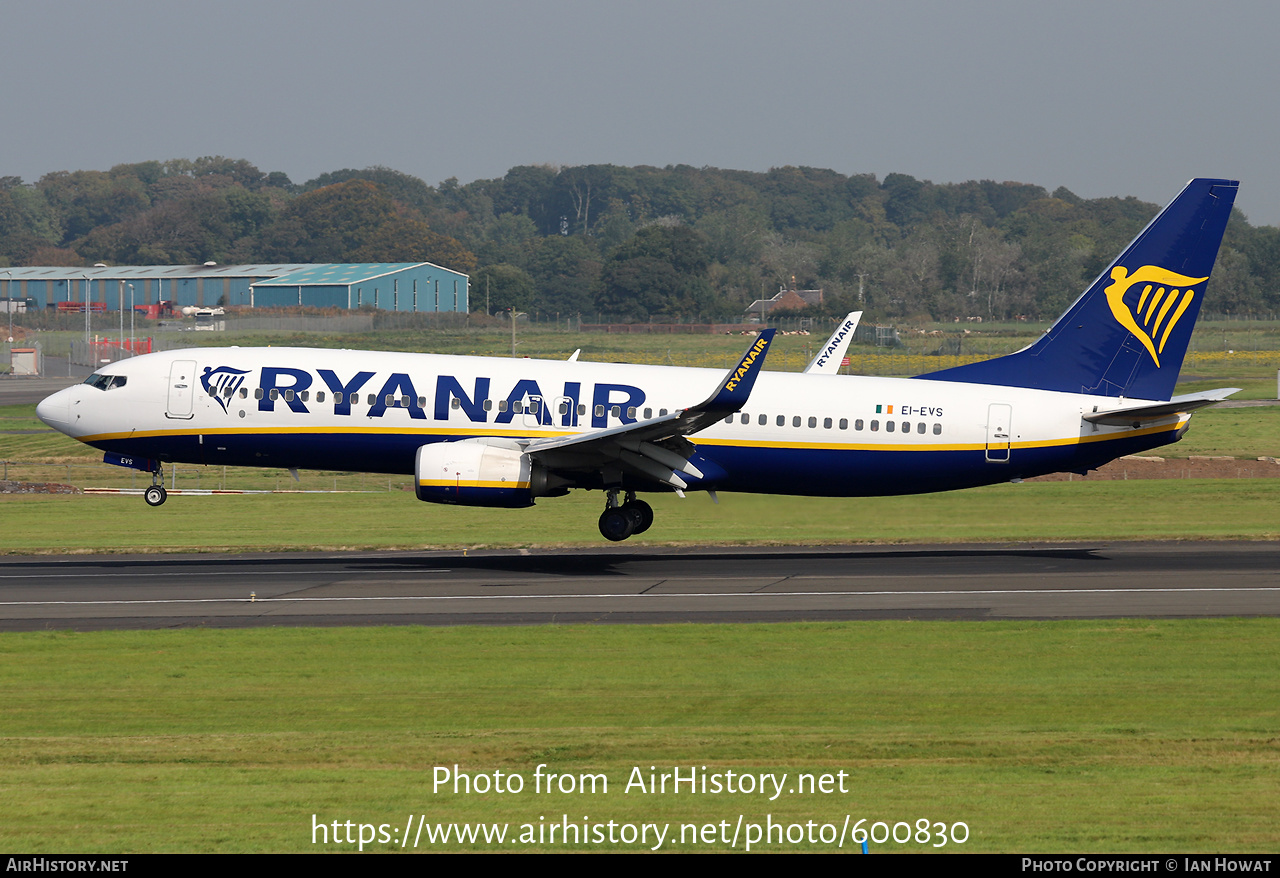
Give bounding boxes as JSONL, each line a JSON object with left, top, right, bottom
{"left": 5, "top": 0, "right": 1277, "bottom": 224}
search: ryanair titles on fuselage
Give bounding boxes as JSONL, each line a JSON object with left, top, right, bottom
{"left": 200, "top": 362, "right": 952, "bottom": 431}
{"left": 204, "top": 364, "right": 646, "bottom": 428}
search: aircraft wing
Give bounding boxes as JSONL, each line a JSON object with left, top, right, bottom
{"left": 522, "top": 329, "right": 776, "bottom": 489}
{"left": 1083, "top": 388, "right": 1240, "bottom": 426}
{"left": 804, "top": 311, "right": 862, "bottom": 374}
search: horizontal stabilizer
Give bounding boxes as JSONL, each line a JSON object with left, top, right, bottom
{"left": 1083, "top": 388, "right": 1239, "bottom": 426}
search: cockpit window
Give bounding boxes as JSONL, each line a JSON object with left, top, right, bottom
{"left": 84, "top": 374, "right": 127, "bottom": 391}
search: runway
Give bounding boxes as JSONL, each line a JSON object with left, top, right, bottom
{"left": 0, "top": 542, "right": 1277, "bottom": 631}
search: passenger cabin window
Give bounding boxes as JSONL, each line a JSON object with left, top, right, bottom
{"left": 917, "top": 422, "right": 926, "bottom": 434}
{"left": 885, "top": 421, "right": 894, "bottom": 432}
{"left": 758, "top": 414, "right": 767, "bottom": 426}
{"left": 776, "top": 415, "right": 785, "bottom": 426}
{"left": 316, "top": 391, "right": 326, "bottom": 402}
{"left": 870, "top": 420, "right": 879, "bottom": 431}
{"left": 933, "top": 423, "right": 942, "bottom": 435}
{"left": 792, "top": 416, "right": 801, "bottom": 427}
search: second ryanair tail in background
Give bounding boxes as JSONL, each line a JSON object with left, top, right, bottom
{"left": 919, "top": 178, "right": 1238, "bottom": 401}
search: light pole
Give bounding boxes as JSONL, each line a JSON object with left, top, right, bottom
{"left": 87, "top": 264, "right": 105, "bottom": 368}
{"left": 82, "top": 274, "right": 90, "bottom": 365}
{"left": 128, "top": 283, "right": 135, "bottom": 355}
{"left": 118, "top": 280, "right": 125, "bottom": 360}
{"left": 4, "top": 269, "right": 12, "bottom": 345}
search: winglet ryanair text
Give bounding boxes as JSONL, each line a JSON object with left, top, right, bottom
{"left": 724, "top": 336, "right": 770, "bottom": 393}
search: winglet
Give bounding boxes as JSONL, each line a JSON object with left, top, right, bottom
{"left": 702, "top": 329, "right": 776, "bottom": 413}
{"left": 804, "top": 312, "right": 861, "bottom": 374}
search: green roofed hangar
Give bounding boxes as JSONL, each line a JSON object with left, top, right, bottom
{"left": 0, "top": 262, "right": 469, "bottom": 313}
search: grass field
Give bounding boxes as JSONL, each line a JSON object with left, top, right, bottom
{"left": 2, "top": 620, "right": 1277, "bottom": 852}
{"left": 2, "top": 479, "right": 1280, "bottom": 553}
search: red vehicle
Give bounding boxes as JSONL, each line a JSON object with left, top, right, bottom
{"left": 132, "top": 300, "right": 176, "bottom": 319}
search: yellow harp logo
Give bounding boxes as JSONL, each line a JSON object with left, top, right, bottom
{"left": 1104, "top": 265, "right": 1206, "bottom": 368}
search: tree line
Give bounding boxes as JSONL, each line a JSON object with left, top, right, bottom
{"left": 2, "top": 157, "right": 1277, "bottom": 323}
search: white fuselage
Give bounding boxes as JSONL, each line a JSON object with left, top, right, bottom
{"left": 36, "top": 347, "right": 1187, "bottom": 497}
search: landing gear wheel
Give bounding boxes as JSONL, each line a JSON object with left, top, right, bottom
{"left": 598, "top": 508, "right": 635, "bottom": 542}
{"left": 622, "top": 499, "right": 654, "bottom": 535}
{"left": 144, "top": 485, "right": 167, "bottom": 507}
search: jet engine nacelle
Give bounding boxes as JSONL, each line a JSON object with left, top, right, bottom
{"left": 415, "top": 438, "right": 558, "bottom": 508}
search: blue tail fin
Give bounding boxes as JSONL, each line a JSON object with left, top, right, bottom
{"left": 919, "top": 178, "right": 1238, "bottom": 400}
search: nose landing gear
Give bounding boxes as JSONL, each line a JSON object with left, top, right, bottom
{"left": 597, "top": 490, "right": 654, "bottom": 542}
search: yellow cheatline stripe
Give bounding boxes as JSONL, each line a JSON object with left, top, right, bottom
{"left": 83, "top": 417, "right": 1189, "bottom": 455}
{"left": 700, "top": 419, "right": 1187, "bottom": 453}
{"left": 418, "top": 480, "right": 531, "bottom": 490}
{"left": 79, "top": 425, "right": 578, "bottom": 443}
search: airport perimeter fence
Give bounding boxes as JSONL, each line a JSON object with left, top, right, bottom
{"left": 37, "top": 343, "right": 1280, "bottom": 380}
{"left": 1, "top": 460, "right": 414, "bottom": 494}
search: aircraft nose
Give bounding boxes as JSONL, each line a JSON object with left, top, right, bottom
{"left": 36, "top": 388, "right": 73, "bottom": 429}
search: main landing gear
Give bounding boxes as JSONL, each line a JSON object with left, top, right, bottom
{"left": 598, "top": 490, "right": 654, "bottom": 542}
{"left": 144, "top": 469, "right": 167, "bottom": 507}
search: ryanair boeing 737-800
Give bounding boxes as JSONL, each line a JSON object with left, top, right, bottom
{"left": 36, "top": 178, "right": 1240, "bottom": 541}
